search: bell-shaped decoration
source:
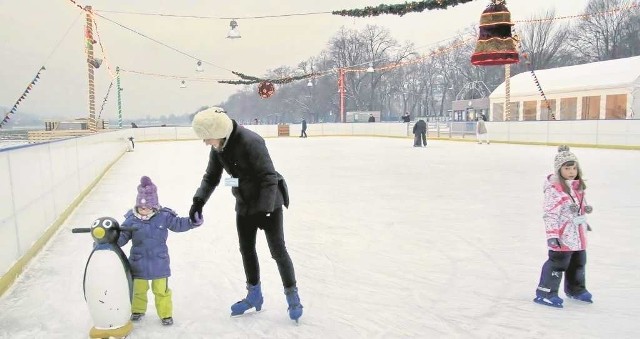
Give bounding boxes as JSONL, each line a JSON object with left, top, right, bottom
{"left": 180, "top": 80, "right": 187, "bottom": 88}
{"left": 227, "top": 20, "right": 241, "bottom": 39}
{"left": 196, "top": 60, "right": 204, "bottom": 72}
{"left": 471, "top": 0, "right": 519, "bottom": 66}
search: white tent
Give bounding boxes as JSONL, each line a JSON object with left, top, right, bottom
{"left": 489, "top": 56, "right": 640, "bottom": 121}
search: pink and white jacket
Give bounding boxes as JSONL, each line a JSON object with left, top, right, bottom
{"left": 542, "top": 174, "right": 589, "bottom": 251}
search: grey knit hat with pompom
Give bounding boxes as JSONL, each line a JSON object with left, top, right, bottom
{"left": 554, "top": 145, "right": 579, "bottom": 172}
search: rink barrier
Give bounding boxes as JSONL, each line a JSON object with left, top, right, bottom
{"left": 0, "top": 130, "right": 132, "bottom": 296}
{"left": 121, "top": 120, "right": 640, "bottom": 149}
{"left": 2, "top": 120, "right": 639, "bottom": 296}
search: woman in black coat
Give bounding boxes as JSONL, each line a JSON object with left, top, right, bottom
{"left": 190, "top": 107, "right": 303, "bottom": 322}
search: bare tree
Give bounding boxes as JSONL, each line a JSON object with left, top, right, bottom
{"left": 567, "top": 0, "right": 640, "bottom": 61}
{"left": 514, "top": 9, "right": 572, "bottom": 70}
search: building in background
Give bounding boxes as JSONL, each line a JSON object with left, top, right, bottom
{"left": 489, "top": 56, "right": 640, "bottom": 121}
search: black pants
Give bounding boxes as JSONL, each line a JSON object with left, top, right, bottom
{"left": 414, "top": 133, "right": 426, "bottom": 146}
{"left": 236, "top": 208, "right": 297, "bottom": 288}
{"left": 536, "top": 250, "right": 587, "bottom": 297}
{"left": 300, "top": 129, "right": 307, "bottom": 138}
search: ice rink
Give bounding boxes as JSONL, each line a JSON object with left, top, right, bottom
{"left": 1, "top": 137, "right": 639, "bottom": 339}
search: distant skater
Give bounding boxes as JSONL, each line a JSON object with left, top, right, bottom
{"left": 476, "top": 115, "right": 489, "bottom": 144}
{"left": 300, "top": 118, "right": 307, "bottom": 138}
{"left": 412, "top": 119, "right": 427, "bottom": 147}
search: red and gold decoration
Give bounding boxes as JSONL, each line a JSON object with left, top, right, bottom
{"left": 332, "top": 0, "right": 476, "bottom": 17}
{"left": 258, "top": 81, "right": 275, "bottom": 98}
{"left": 219, "top": 71, "right": 319, "bottom": 99}
{"left": 471, "top": 0, "right": 519, "bottom": 66}
{"left": 1, "top": 67, "right": 45, "bottom": 129}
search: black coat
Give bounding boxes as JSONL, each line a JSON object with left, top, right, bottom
{"left": 413, "top": 120, "right": 427, "bottom": 134}
{"left": 194, "top": 120, "right": 289, "bottom": 216}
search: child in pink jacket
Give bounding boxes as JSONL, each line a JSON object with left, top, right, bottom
{"left": 533, "top": 146, "right": 594, "bottom": 308}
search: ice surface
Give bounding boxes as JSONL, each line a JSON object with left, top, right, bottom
{"left": 1, "top": 137, "right": 639, "bottom": 338}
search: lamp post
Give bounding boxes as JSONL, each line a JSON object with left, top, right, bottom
{"left": 338, "top": 68, "right": 346, "bottom": 123}
{"left": 307, "top": 79, "right": 314, "bottom": 121}
{"left": 367, "top": 62, "right": 374, "bottom": 111}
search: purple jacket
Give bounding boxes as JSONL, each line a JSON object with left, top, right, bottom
{"left": 117, "top": 207, "right": 198, "bottom": 280}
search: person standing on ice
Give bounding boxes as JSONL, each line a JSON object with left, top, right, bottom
{"left": 300, "top": 118, "right": 308, "bottom": 138}
{"left": 117, "top": 176, "right": 203, "bottom": 326}
{"left": 189, "top": 107, "right": 303, "bottom": 322}
{"left": 476, "top": 114, "right": 489, "bottom": 144}
{"left": 412, "top": 119, "right": 427, "bottom": 147}
{"left": 534, "top": 146, "right": 594, "bottom": 308}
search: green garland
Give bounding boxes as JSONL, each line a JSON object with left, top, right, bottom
{"left": 218, "top": 71, "right": 321, "bottom": 85}
{"left": 332, "top": 0, "right": 478, "bottom": 17}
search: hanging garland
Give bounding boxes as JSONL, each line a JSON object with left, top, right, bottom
{"left": 332, "top": 0, "right": 477, "bottom": 17}
{"left": 514, "top": 34, "right": 555, "bottom": 120}
{"left": 0, "top": 66, "right": 46, "bottom": 129}
{"left": 218, "top": 71, "right": 320, "bottom": 85}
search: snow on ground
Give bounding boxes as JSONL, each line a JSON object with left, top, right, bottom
{"left": 1, "top": 137, "right": 639, "bottom": 339}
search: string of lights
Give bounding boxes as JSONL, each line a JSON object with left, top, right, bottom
{"left": 513, "top": 2, "right": 640, "bottom": 24}
{"left": 92, "top": 16, "right": 116, "bottom": 78}
{"left": 90, "top": 2, "right": 639, "bottom": 24}
{"left": 94, "top": 9, "right": 333, "bottom": 20}
{"left": 97, "top": 81, "right": 113, "bottom": 119}
{"left": 90, "top": 11, "right": 235, "bottom": 73}
{"left": 64, "top": 0, "right": 637, "bottom": 87}
{"left": 120, "top": 69, "right": 237, "bottom": 82}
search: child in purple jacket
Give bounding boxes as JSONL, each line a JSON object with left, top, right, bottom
{"left": 117, "top": 176, "right": 203, "bottom": 326}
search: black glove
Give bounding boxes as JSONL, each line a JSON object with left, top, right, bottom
{"left": 189, "top": 197, "right": 205, "bottom": 223}
{"left": 547, "top": 238, "right": 561, "bottom": 249}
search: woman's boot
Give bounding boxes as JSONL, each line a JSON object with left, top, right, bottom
{"left": 231, "top": 283, "right": 263, "bottom": 316}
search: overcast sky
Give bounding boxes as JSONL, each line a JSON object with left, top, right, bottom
{"left": 0, "top": 0, "right": 591, "bottom": 120}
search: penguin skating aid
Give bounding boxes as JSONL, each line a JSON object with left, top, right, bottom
{"left": 72, "top": 217, "right": 134, "bottom": 339}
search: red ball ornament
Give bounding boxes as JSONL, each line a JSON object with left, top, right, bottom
{"left": 258, "top": 81, "right": 275, "bottom": 99}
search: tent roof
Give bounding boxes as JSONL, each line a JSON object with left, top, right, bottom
{"left": 490, "top": 56, "right": 640, "bottom": 99}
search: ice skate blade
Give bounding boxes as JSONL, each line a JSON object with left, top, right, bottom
{"left": 533, "top": 297, "right": 563, "bottom": 308}
{"left": 231, "top": 308, "right": 265, "bottom": 318}
{"left": 567, "top": 296, "right": 593, "bottom": 304}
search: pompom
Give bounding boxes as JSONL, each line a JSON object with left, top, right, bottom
{"left": 140, "top": 176, "right": 152, "bottom": 186}
{"left": 557, "top": 145, "right": 570, "bottom": 153}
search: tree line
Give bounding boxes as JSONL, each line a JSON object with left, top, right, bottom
{"left": 218, "top": 0, "right": 640, "bottom": 124}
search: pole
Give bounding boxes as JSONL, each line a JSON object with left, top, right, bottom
{"left": 116, "top": 66, "right": 123, "bottom": 128}
{"left": 505, "top": 64, "right": 511, "bottom": 121}
{"left": 85, "top": 6, "right": 96, "bottom": 132}
{"left": 339, "top": 68, "right": 345, "bottom": 123}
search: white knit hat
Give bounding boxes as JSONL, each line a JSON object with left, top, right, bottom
{"left": 192, "top": 107, "right": 233, "bottom": 140}
{"left": 554, "top": 145, "right": 579, "bottom": 172}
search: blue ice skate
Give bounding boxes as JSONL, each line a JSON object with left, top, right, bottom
{"left": 533, "top": 295, "right": 564, "bottom": 308}
{"left": 285, "top": 286, "right": 303, "bottom": 323}
{"left": 567, "top": 291, "right": 593, "bottom": 303}
{"left": 231, "top": 283, "right": 263, "bottom": 316}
